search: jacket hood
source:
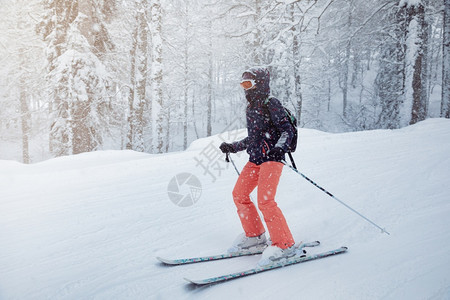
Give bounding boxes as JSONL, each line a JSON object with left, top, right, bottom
{"left": 242, "top": 67, "right": 270, "bottom": 104}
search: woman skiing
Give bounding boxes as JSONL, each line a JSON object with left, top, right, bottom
{"left": 219, "top": 67, "right": 297, "bottom": 265}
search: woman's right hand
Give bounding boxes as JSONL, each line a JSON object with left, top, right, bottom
{"left": 219, "top": 142, "right": 237, "bottom": 153}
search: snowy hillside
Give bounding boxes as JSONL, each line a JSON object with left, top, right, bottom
{"left": 1, "top": 119, "right": 450, "bottom": 299}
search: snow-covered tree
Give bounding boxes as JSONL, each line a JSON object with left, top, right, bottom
{"left": 0, "top": 0, "right": 45, "bottom": 163}
{"left": 151, "top": 0, "right": 163, "bottom": 152}
{"left": 403, "top": 0, "right": 429, "bottom": 125}
{"left": 375, "top": 2, "right": 407, "bottom": 129}
{"left": 1, "top": 0, "right": 448, "bottom": 162}
{"left": 126, "top": 0, "right": 149, "bottom": 152}
{"left": 38, "top": 0, "right": 115, "bottom": 156}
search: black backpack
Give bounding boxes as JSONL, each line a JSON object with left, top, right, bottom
{"left": 264, "top": 96, "right": 298, "bottom": 153}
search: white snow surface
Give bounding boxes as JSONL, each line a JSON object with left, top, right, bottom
{"left": 1, "top": 119, "right": 450, "bottom": 299}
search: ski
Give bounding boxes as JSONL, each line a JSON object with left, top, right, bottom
{"left": 184, "top": 246, "right": 347, "bottom": 286}
{"left": 157, "top": 250, "right": 261, "bottom": 265}
{"left": 157, "top": 241, "right": 320, "bottom": 266}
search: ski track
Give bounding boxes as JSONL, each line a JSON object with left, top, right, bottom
{"left": 1, "top": 119, "right": 450, "bottom": 299}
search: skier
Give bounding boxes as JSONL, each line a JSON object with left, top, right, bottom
{"left": 219, "top": 66, "right": 297, "bottom": 266}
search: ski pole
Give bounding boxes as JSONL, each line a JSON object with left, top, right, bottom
{"left": 282, "top": 160, "right": 390, "bottom": 235}
{"left": 226, "top": 153, "right": 241, "bottom": 176}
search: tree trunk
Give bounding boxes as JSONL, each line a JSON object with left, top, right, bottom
{"left": 253, "top": 0, "right": 262, "bottom": 65}
{"left": 342, "top": 2, "right": 353, "bottom": 119}
{"left": 134, "top": 3, "right": 148, "bottom": 152}
{"left": 183, "top": 4, "right": 189, "bottom": 150}
{"left": 19, "top": 84, "right": 30, "bottom": 164}
{"left": 127, "top": 1, "right": 148, "bottom": 152}
{"left": 376, "top": 4, "right": 407, "bottom": 129}
{"left": 291, "top": 5, "right": 303, "bottom": 124}
{"left": 409, "top": 3, "right": 428, "bottom": 125}
{"left": 151, "top": 0, "right": 163, "bottom": 153}
{"left": 342, "top": 41, "right": 350, "bottom": 118}
{"left": 442, "top": 0, "right": 450, "bottom": 118}
{"left": 126, "top": 23, "right": 138, "bottom": 150}
{"left": 206, "top": 18, "right": 213, "bottom": 137}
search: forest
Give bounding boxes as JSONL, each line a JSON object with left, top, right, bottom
{"left": 0, "top": 0, "right": 449, "bottom": 163}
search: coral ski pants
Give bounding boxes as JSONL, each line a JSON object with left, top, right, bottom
{"left": 232, "top": 161, "right": 295, "bottom": 249}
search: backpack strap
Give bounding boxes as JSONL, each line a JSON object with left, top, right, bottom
{"left": 264, "top": 95, "right": 275, "bottom": 106}
{"left": 265, "top": 96, "right": 298, "bottom": 168}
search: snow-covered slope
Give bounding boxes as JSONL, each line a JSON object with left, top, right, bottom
{"left": 1, "top": 119, "right": 450, "bottom": 300}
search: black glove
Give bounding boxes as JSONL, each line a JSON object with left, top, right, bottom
{"left": 268, "top": 147, "right": 284, "bottom": 161}
{"left": 219, "top": 142, "right": 237, "bottom": 154}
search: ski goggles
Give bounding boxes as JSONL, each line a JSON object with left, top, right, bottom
{"left": 240, "top": 79, "right": 256, "bottom": 90}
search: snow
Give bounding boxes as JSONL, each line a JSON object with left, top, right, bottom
{"left": 399, "top": 0, "right": 422, "bottom": 8}
{"left": 1, "top": 118, "right": 450, "bottom": 299}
